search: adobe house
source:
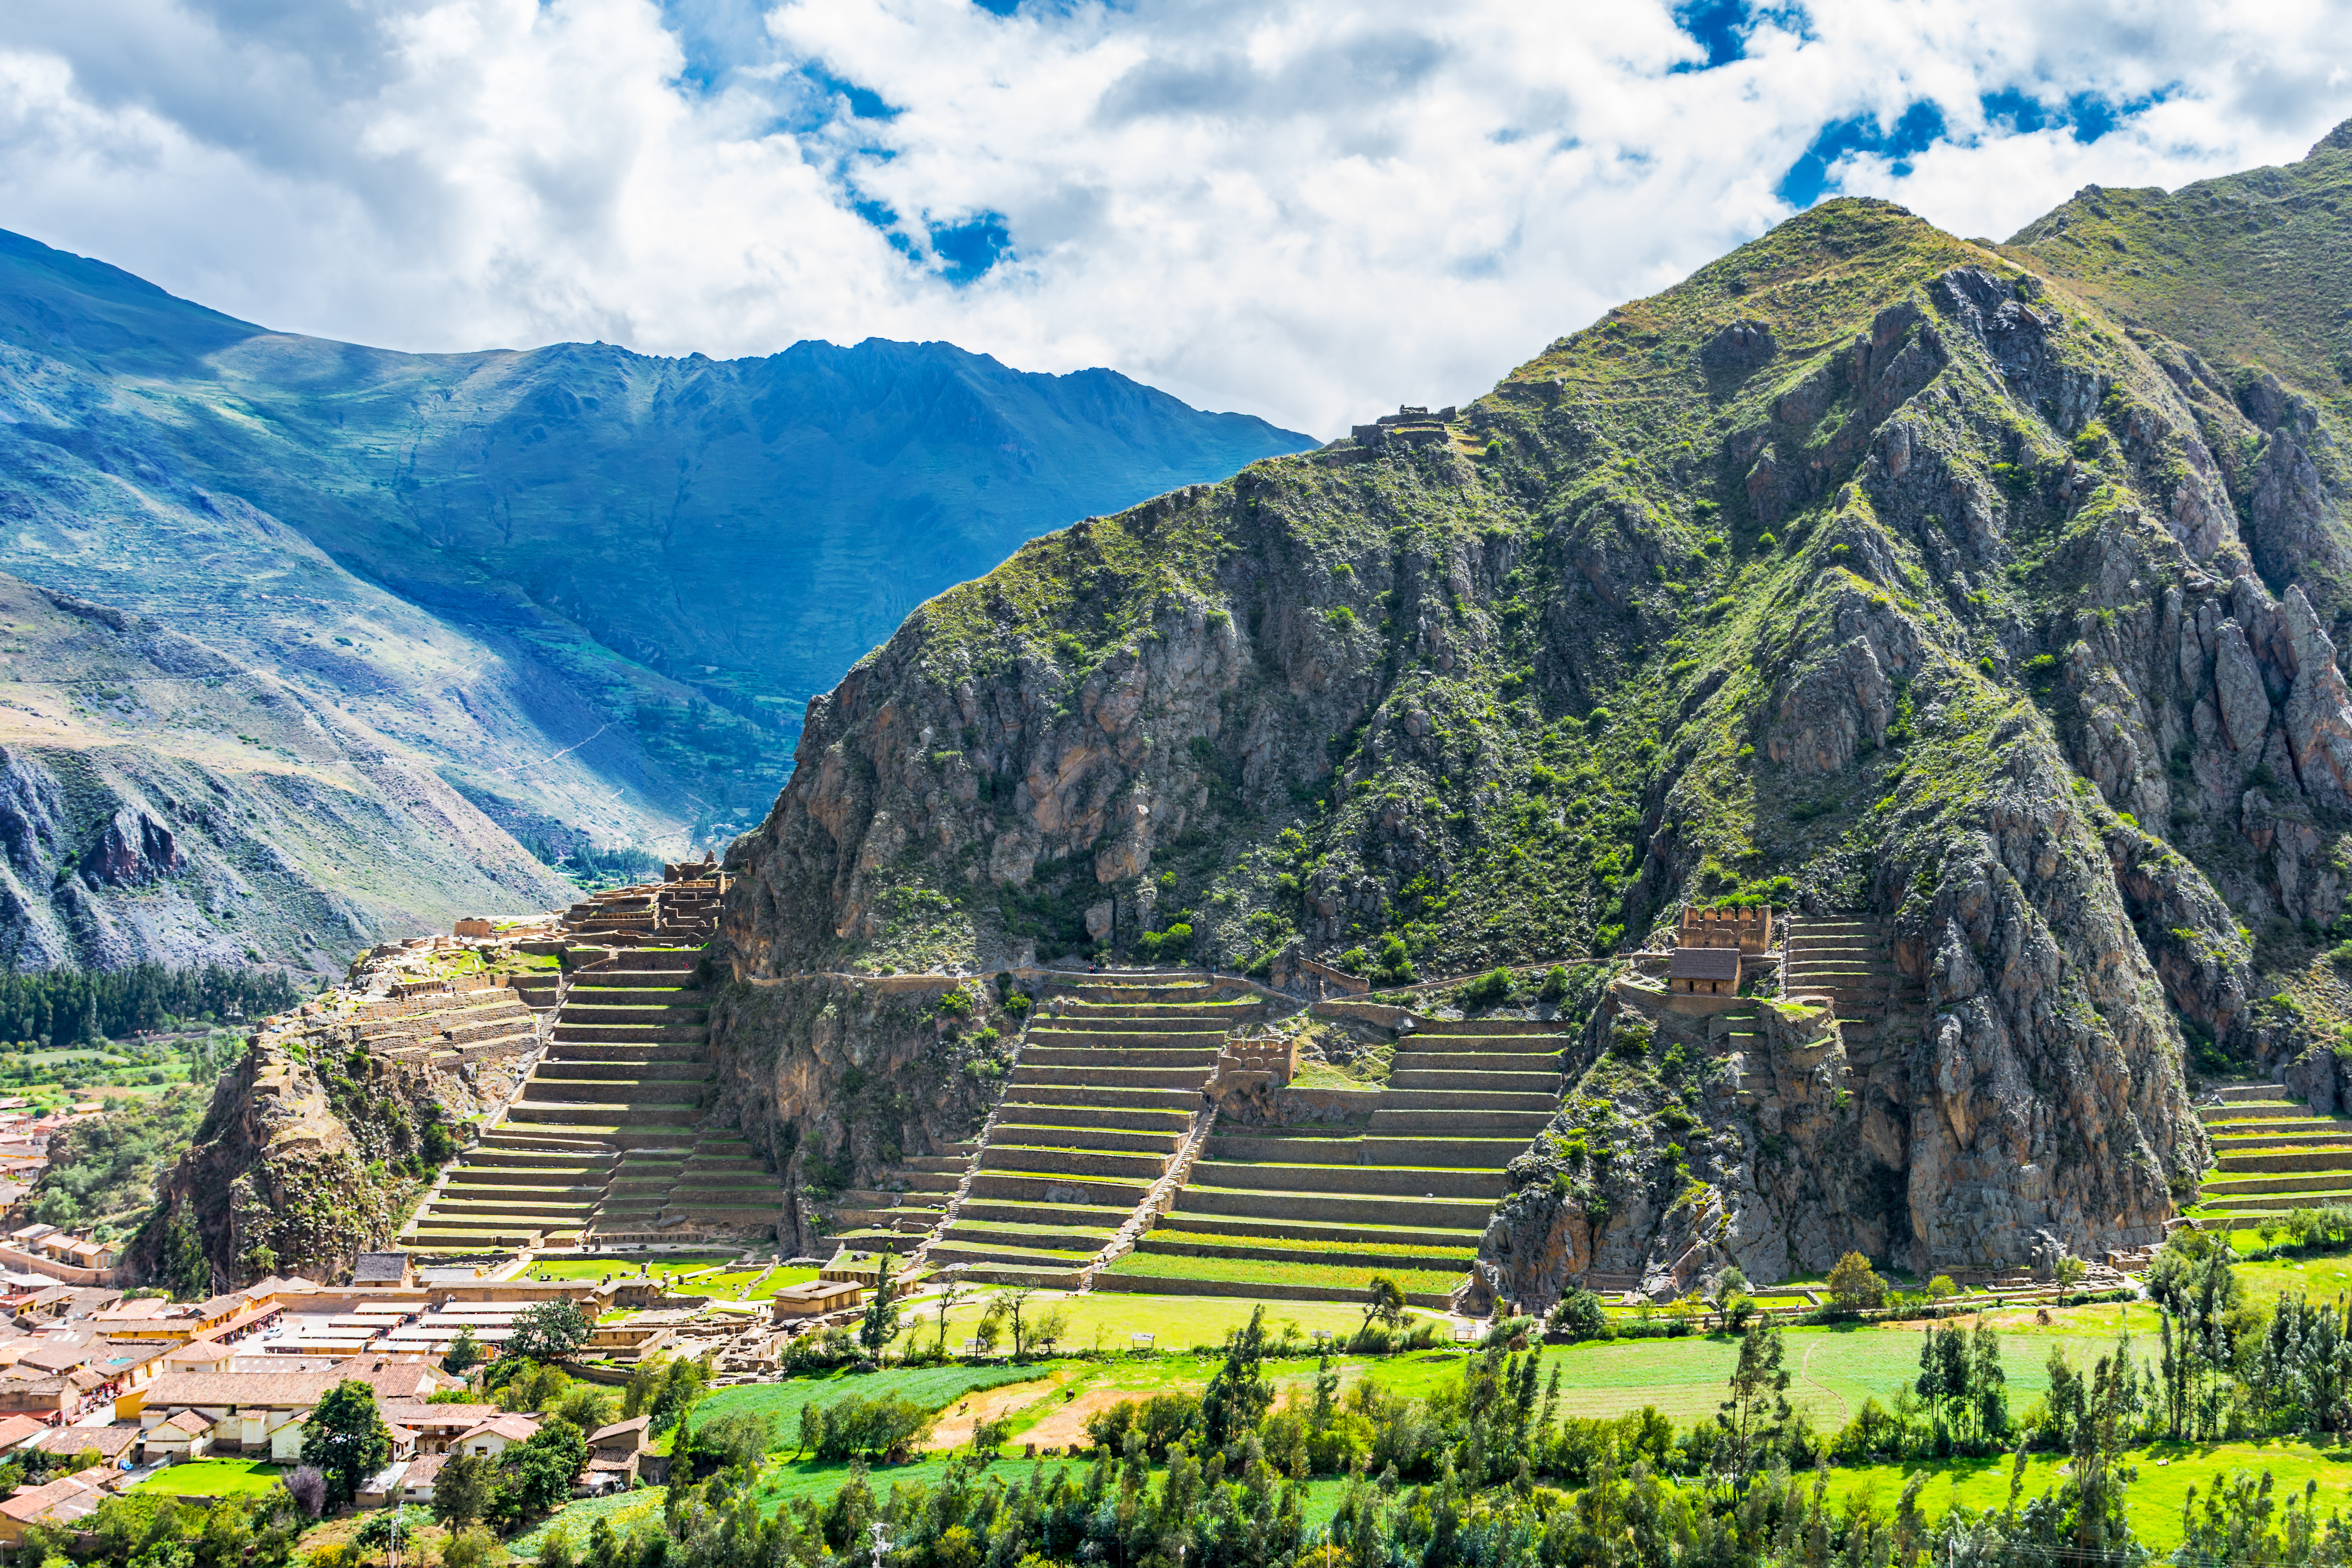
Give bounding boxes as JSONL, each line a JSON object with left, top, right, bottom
{"left": 772, "top": 1279, "right": 862, "bottom": 1319}
{"left": 1668, "top": 946, "right": 1742, "bottom": 996}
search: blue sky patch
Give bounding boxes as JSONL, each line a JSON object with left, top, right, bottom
{"left": 805, "top": 65, "right": 902, "bottom": 120}
{"left": 1977, "top": 85, "right": 2164, "bottom": 143}
{"left": 1671, "top": 0, "right": 1749, "bottom": 71}
{"left": 929, "top": 214, "right": 1014, "bottom": 284}
{"left": 1777, "top": 100, "right": 1948, "bottom": 206}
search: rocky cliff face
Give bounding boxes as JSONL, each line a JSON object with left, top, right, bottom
{"left": 705, "top": 975, "right": 1017, "bottom": 1252}
{"left": 716, "top": 131, "right": 2352, "bottom": 1291}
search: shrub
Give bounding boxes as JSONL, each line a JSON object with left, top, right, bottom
{"left": 1459, "top": 968, "right": 1515, "bottom": 1010}
{"left": 1326, "top": 607, "right": 1357, "bottom": 631}
{"left": 1826, "top": 1251, "right": 1886, "bottom": 1309}
{"left": 1538, "top": 965, "right": 1569, "bottom": 1002}
{"left": 1548, "top": 1288, "right": 1612, "bottom": 1342}
{"left": 1001, "top": 993, "right": 1032, "bottom": 1017}
{"left": 936, "top": 988, "right": 975, "bottom": 1019}
{"left": 1925, "top": 1274, "right": 1957, "bottom": 1301}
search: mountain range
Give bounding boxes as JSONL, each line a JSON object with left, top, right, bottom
{"left": 0, "top": 230, "right": 1311, "bottom": 970}
{"left": 708, "top": 121, "right": 2352, "bottom": 1282}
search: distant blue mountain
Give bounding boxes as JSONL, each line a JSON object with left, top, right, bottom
{"left": 0, "top": 226, "right": 1315, "bottom": 845}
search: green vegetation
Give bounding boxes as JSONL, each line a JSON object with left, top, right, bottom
{"left": 0, "top": 963, "right": 302, "bottom": 1047}
{"left": 29, "top": 1085, "right": 210, "bottom": 1233}
{"left": 131, "top": 1459, "right": 289, "bottom": 1497}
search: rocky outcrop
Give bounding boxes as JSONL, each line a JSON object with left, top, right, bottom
{"left": 134, "top": 1039, "right": 449, "bottom": 1290}
{"left": 704, "top": 975, "right": 1017, "bottom": 1254}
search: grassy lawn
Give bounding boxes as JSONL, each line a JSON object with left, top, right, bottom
{"left": 695, "top": 1365, "right": 1044, "bottom": 1432}
{"left": 134, "top": 1459, "right": 287, "bottom": 1496}
{"left": 1827, "top": 1439, "right": 2352, "bottom": 1547}
{"left": 2235, "top": 1256, "right": 2352, "bottom": 1305}
{"left": 1103, "top": 1252, "right": 1464, "bottom": 1294}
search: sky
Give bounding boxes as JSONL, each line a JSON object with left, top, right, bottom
{"left": 0, "top": 0, "right": 2347, "bottom": 436}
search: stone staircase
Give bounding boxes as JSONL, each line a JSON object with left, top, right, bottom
{"left": 1780, "top": 916, "right": 1927, "bottom": 1070}
{"left": 1102, "top": 1016, "right": 1571, "bottom": 1308}
{"left": 921, "top": 983, "right": 1247, "bottom": 1288}
{"left": 400, "top": 917, "right": 779, "bottom": 1253}
{"left": 2194, "top": 1082, "right": 2352, "bottom": 1219}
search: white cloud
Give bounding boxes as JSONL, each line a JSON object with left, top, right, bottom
{"left": 0, "top": 0, "right": 2346, "bottom": 434}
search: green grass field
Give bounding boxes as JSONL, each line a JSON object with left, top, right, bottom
{"left": 134, "top": 1459, "right": 287, "bottom": 1496}
{"left": 2235, "top": 1257, "right": 2352, "bottom": 1305}
{"left": 510, "top": 1485, "right": 671, "bottom": 1556}
{"left": 1829, "top": 1439, "right": 2352, "bottom": 1546}
{"left": 696, "top": 1364, "right": 1044, "bottom": 1430}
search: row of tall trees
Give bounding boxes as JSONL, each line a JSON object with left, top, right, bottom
{"left": 0, "top": 962, "right": 302, "bottom": 1045}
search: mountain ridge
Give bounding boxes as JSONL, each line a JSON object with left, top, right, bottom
{"left": 704, "top": 124, "right": 2352, "bottom": 1288}
{"left": 0, "top": 227, "right": 1312, "bottom": 969}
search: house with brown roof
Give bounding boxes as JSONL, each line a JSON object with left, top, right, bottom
{"left": 144, "top": 1408, "right": 214, "bottom": 1461}
{"left": 454, "top": 1413, "right": 540, "bottom": 1458}
{"left": 382, "top": 1403, "right": 501, "bottom": 1455}
{"left": 584, "top": 1415, "right": 650, "bottom": 1491}
{"left": 27, "top": 1424, "right": 141, "bottom": 1464}
{"left": 397, "top": 1452, "right": 448, "bottom": 1506}
{"left": 0, "top": 1413, "right": 46, "bottom": 1452}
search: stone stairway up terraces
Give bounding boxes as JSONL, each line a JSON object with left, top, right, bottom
{"left": 2193, "top": 1082, "right": 2352, "bottom": 1219}
{"left": 922, "top": 986, "right": 1250, "bottom": 1289}
{"left": 1779, "top": 916, "right": 1927, "bottom": 1070}
{"left": 401, "top": 942, "right": 773, "bottom": 1253}
{"left": 1103, "top": 1016, "right": 1572, "bottom": 1308}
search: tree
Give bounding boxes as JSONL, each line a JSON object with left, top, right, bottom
{"left": 1001, "top": 1286, "right": 1040, "bottom": 1359}
{"left": 444, "top": 1324, "right": 485, "bottom": 1377}
{"left": 858, "top": 1254, "right": 901, "bottom": 1358}
{"left": 1200, "top": 1306, "right": 1275, "bottom": 1454}
{"left": 442, "top": 1526, "right": 507, "bottom": 1568}
{"left": 1547, "top": 1288, "right": 1609, "bottom": 1342}
{"left": 1916, "top": 1322, "right": 1971, "bottom": 1452}
{"left": 1826, "top": 1251, "right": 1886, "bottom": 1310}
{"left": 931, "top": 1275, "right": 967, "bottom": 1357}
{"left": 1360, "top": 1276, "right": 1406, "bottom": 1341}
{"left": 1705, "top": 1266, "right": 1750, "bottom": 1330}
{"left": 300, "top": 1380, "right": 392, "bottom": 1507}
{"left": 506, "top": 1298, "right": 591, "bottom": 1362}
{"left": 492, "top": 1424, "right": 589, "bottom": 1524}
{"left": 1714, "top": 1321, "right": 1791, "bottom": 1488}
{"left": 431, "top": 1451, "right": 494, "bottom": 1530}
{"left": 282, "top": 1467, "right": 326, "bottom": 1521}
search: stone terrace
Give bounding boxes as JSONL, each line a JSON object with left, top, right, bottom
{"left": 401, "top": 879, "right": 779, "bottom": 1255}
{"left": 1100, "top": 1015, "right": 1572, "bottom": 1308}
{"left": 2193, "top": 1082, "right": 2352, "bottom": 1220}
{"left": 922, "top": 982, "right": 1249, "bottom": 1289}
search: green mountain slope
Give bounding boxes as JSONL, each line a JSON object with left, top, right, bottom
{"left": 0, "top": 230, "right": 1310, "bottom": 965}
{"left": 2004, "top": 119, "right": 2352, "bottom": 616}
{"left": 712, "top": 123, "right": 2352, "bottom": 1286}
